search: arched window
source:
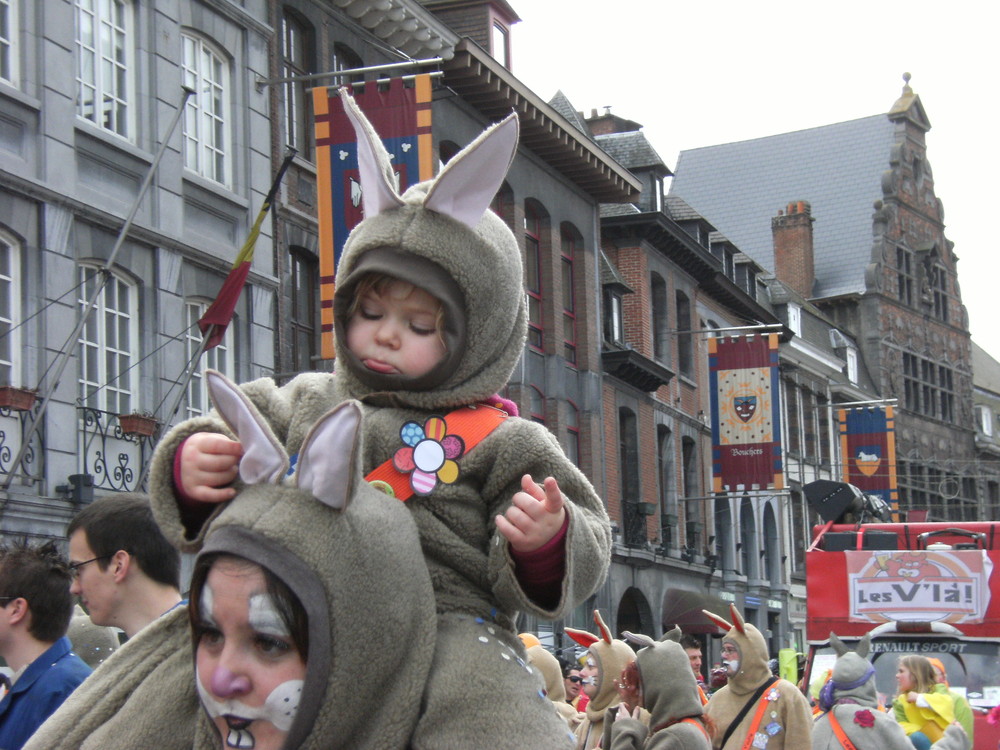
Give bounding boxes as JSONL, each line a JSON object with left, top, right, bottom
{"left": 657, "top": 424, "right": 675, "bottom": 545}
{"left": 739, "top": 495, "right": 757, "bottom": 577}
{"left": 619, "top": 407, "right": 642, "bottom": 546}
{"left": 75, "top": 0, "right": 134, "bottom": 138}
{"left": 331, "top": 43, "right": 363, "bottom": 82}
{"left": 651, "top": 272, "right": 668, "bottom": 362}
{"left": 182, "top": 32, "right": 231, "bottom": 185}
{"left": 0, "top": 230, "right": 21, "bottom": 384}
{"left": 524, "top": 202, "right": 544, "bottom": 350}
{"left": 77, "top": 264, "right": 138, "bottom": 415}
{"left": 184, "top": 300, "right": 235, "bottom": 419}
{"left": 281, "top": 9, "right": 313, "bottom": 158}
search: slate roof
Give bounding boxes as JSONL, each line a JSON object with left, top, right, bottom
{"left": 668, "top": 113, "right": 896, "bottom": 299}
{"left": 595, "top": 131, "right": 671, "bottom": 175}
{"left": 548, "top": 90, "right": 592, "bottom": 140}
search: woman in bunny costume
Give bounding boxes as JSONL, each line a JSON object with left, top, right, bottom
{"left": 811, "top": 633, "right": 970, "bottom": 750}
{"left": 24, "top": 374, "right": 436, "bottom": 750}
{"left": 148, "top": 89, "right": 611, "bottom": 748}
{"left": 602, "top": 627, "right": 712, "bottom": 750}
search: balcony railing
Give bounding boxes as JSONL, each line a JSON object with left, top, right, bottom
{"left": 0, "top": 406, "right": 44, "bottom": 484}
{"left": 78, "top": 407, "right": 156, "bottom": 493}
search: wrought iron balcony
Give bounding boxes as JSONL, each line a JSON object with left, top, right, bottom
{"left": 78, "top": 407, "right": 156, "bottom": 493}
{"left": 0, "top": 405, "right": 43, "bottom": 484}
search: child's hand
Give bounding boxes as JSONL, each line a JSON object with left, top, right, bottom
{"left": 495, "top": 474, "right": 566, "bottom": 553}
{"left": 179, "top": 432, "right": 243, "bottom": 503}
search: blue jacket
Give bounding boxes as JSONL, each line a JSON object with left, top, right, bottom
{"left": 0, "top": 637, "right": 91, "bottom": 750}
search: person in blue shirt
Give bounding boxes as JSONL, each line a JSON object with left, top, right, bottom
{"left": 0, "top": 541, "right": 91, "bottom": 750}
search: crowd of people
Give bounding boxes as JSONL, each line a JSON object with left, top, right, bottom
{"left": 0, "top": 89, "right": 981, "bottom": 750}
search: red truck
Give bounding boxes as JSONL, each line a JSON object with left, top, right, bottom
{"left": 805, "top": 521, "right": 1000, "bottom": 749}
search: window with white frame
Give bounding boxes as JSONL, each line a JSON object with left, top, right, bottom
{"left": 281, "top": 10, "right": 311, "bottom": 158}
{"left": 977, "top": 405, "right": 994, "bottom": 437}
{"left": 786, "top": 303, "right": 801, "bottom": 336}
{"left": 846, "top": 347, "right": 858, "bottom": 384}
{"left": 184, "top": 301, "right": 234, "bottom": 419}
{"left": 182, "top": 33, "right": 230, "bottom": 185}
{"left": 75, "top": 0, "right": 133, "bottom": 138}
{"left": 77, "top": 265, "right": 137, "bottom": 415}
{"left": 0, "top": 232, "right": 20, "bottom": 384}
{"left": 0, "top": 0, "right": 17, "bottom": 86}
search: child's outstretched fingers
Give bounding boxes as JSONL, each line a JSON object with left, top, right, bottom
{"left": 541, "top": 476, "right": 565, "bottom": 515}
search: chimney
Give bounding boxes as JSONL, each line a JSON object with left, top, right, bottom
{"left": 771, "top": 200, "right": 815, "bottom": 298}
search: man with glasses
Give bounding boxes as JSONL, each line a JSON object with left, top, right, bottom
{"left": 563, "top": 663, "right": 584, "bottom": 708}
{"left": 0, "top": 541, "right": 91, "bottom": 750}
{"left": 67, "top": 493, "right": 182, "bottom": 640}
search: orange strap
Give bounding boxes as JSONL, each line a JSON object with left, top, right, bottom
{"left": 680, "top": 717, "right": 711, "bottom": 741}
{"left": 739, "top": 689, "right": 777, "bottom": 750}
{"left": 364, "top": 404, "right": 507, "bottom": 501}
{"left": 698, "top": 684, "right": 709, "bottom": 706}
{"left": 826, "top": 709, "right": 858, "bottom": 750}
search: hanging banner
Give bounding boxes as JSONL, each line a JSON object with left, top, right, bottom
{"left": 845, "top": 549, "right": 992, "bottom": 624}
{"left": 709, "top": 334, "right": 783, "bottom": 491}
{"left": 312, "top": 75, "right": 434, "bottom": 359}
{"left": 838, "top": 405, "right": 899, "bottom": 520}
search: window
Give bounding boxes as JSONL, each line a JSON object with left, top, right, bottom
{"left": 0, "top": 232, "right": 20, "bottom": 384}
{"left": 529, "top": 386, "right": 545, "bottom": 425}
{"left": 331, "top": 43, "right": 362, "bottom": 83}
{"left": 290, "top": 249, "right": 317, "bottom": 372}
{"left": 75, "top": 0, "right": 133, "bottom": 138}
{"left": 786, "top": 303, "right": 801, "bottom": 336}
{"left": 490, "top": 22, "right": 510, "bottom": 68}
{"left": 619, "top": 408, "right": 642, "bottom": 546}
{"left": 929, "top": 263, "right": 948, "bottom": 322}
{"left": 565, "top": 400, "right": 580, "bottom": 466}
{"left": 604, "top": 290, "right": 623, "bottom": 345}
{"left": 524, "top": 204, "right": 543, "bottom": 350}
{"left": 657, "top": 425, "right": 675, "bottom": 524}
{"left": 784, "top": 378, "right": 801, "bottom": 454}
{"left": 561, "top": 233, "right": 577, "bottom": 364}
{"left": 651, "top": 273, "right": 668, "bottom": 362}
{"left": 184, "top": 301, "right": 234, "bottom": 419}
{"left": 676, "top": 290, "right": 692, "bottom": 376}
{"left": 846, "top": 348, "right": 858, "bottom": 384}
{"left": 0, "top": 0, "right": 17, "bottom": 85}
{"left": 78, "top": 265, "right": 137, "bottom": 415}
{"left": 281, "top": 11, "right": 311, "bottom": 158}
{"left": 977, "top": 405, "right": 994, "bottom": 437}
{"left": 896, "top": 247, "right": 914, "bottom": 306}
{"left": 182, "top": 33, "right": 230, "bottom": 185}
{"left": 903, "top": 352, "right": 956, "bottom": 423}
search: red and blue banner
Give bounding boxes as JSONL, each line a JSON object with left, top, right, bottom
{"left": 312, "top": 75, "right": 433, "bottom": 358}
{"left": 838, "top": 405, "right": 899, "bottom": 520}
{"left": 709, "top": 334, "right": 783, "bottom": 492}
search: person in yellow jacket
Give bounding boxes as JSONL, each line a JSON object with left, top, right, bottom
{"left": 893, "top": 655, "right": 962, "bottom": 750}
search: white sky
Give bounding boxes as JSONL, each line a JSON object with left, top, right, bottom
{"left": 511, "top": 1, "right": 1000, "bottom": 363}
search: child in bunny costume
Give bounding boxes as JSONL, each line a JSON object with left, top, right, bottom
{"left": 812, "top": 633, "right": 970, "bottom": 750}
{"left": 148, "top": 89, "right": 611, "bottom": 748}
{"left": 24, "top": 373, "right": 437, "bottom": 750}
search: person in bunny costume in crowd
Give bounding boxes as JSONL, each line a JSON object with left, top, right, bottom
{"left": 812, "top": 633, "right": 970, "bottom": 750}
{"left": 701, "top": 605, "right": 812, "bottom": 750}
{"left": 148, "top": 88, "right": 611, "bottom": 748}
{"left": 24, "top": 373, "right": 436, "bottom": 750}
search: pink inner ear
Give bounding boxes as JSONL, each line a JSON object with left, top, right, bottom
{"left": 594, "top": 610, "right": 613, "bottom": 645}
{"left": 703, "top": 610, "right": 732, "bottom": 633}
{"left": 565, "top": 627, "right": 598, "bottom": 649}
{"left": 730, "top": 603, "right": 746, "bottom": 635}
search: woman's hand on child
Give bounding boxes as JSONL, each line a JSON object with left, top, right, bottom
{"left": 180, "top": 432, "right": 243, "bottom": 503}
{"left": 495, "top": 474, "right": 567, "bottom": 553}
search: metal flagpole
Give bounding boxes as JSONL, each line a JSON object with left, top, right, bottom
{"left": 0, "top": 87, "right": 194, "bottom": 495}
{"left": 134, "top": 148, "right": 297, "bottom": 489}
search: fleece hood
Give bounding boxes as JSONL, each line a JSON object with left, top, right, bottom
{"left": 191, "top": 372, "right": 436, "bottom": 750}
{"left": 566, "top": 610, "right": 636, "bottom": 719}
{"left": 623, "top": 628, "right": 704, "bottom": 729}
{"left": 331, "top": 88, "right": 526, "bottom": 411}
{"left": 703, "top": 604, "right": 771, "bottom": 698}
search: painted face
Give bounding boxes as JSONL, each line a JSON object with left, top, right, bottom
{"left": 68, "top": 530, "right": 118, "bottom": 629}
{"left": 580, "top": 655, "right": 599, "bottom": 698}
{"left": 345, "top": 280, "right": 446, "bottom": 378}
{"left": 896, "top": 663, "right": 914, "bottom": 693}
{"left": 564, "top": 669, "right": 583, "bottom": 699}
{"left": 721, "top": 641, "right": 741, "bottom": 676}
{"left": 195, "top": 560, "right": 306, "bottom": 750}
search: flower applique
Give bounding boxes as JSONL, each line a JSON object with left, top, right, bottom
{"left": 853, "top": 709, "right": 875, "bottom": 728}
{"left": 765, "top": 687, "right": 780, "bottom": 702}
{"left": 394, "top": 416, "right": 465, "bottom": 495}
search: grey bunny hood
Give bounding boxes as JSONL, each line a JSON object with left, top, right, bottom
{"left": 624, "top": 629, "right": 704, "bottom": 730}
{"left": 331, "top": 88, "right": 526, "bottom": 411}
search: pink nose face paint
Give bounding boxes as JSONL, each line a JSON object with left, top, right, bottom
{"left": 210, "top": 665, "right": 252, "bottom": 698}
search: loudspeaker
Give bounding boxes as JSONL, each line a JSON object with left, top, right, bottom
{"left": 803, "top": 480, "right": 860, "bottom": 523}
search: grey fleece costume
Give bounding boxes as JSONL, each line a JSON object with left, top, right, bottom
{"left": 702, "top": 605, "right": 812, "bottom": 750}
{"left": 25, "top": 391, "right": 436, "bottom": 750}
{"left": 603, "top": 629, "right": 711, "bottom": 750}
{"left": 148, "top": 91, "right": 611, "bottom": 749}
{"left": 812, "top": 634, "right": 970, "bottom": 750}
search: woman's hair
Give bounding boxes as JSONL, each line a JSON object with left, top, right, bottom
{"left": 189, "top": 553, "right": 309, "bottom": 659}
{"left": 898, "top": 655, "right": 937, "bottom": 693}
{"left": 347, "top": 272, "right": 446, "bottom": 342}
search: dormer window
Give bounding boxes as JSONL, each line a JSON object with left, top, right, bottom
{"left": 787, "top": 303, "right": 801, "bottom": 336}
{"left": 491, "top": 21, "right": 510, "bottom": 68}
{"left": 846, "top": 348, "right": 858, "bottom": 384}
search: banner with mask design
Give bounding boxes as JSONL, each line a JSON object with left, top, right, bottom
{"left": 312, "top": 75, "right": 434, "bottom": 358}
{"left": 709, "top": 334, "right": 783, "bottom": 491}
{"left": 838, "top": 405, "right": 899, "bottom": 520}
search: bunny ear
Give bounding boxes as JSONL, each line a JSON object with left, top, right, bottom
{"left": 564, "top": 626, "right": 598, "bottom": 649}
{"left": 661, "top": 626, "right": 683, "bottom": 643}
{"left": 622, "top": 631, "right": 656, "bottom": 650}
{"left": 855, "top": 633, "right": 872, "bottom": 659}
{"left": 730, "top": 604, "right": 746, "bottom": 635}
{"left": 295, "top": 400, "right": 363, "bottom": 510}
{"left": 593, "top": 609, "right": 614, "bottom": 645}
{"left": 206, "top": 371, "right": 289, "bottom": 484}
{"left": 830, "top": 632, "right": 848, "bottom": 657}
{"left": 424, "top": 112, "right": 518, "bottom": 229}
{"left": 702, "top": 609, "right": 732, "bottom": 634}
{"left": 339, "top": 87, "right": 405, "bottom": 219}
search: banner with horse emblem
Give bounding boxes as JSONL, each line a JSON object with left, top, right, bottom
{"left": 838, "top": 405, "right": 899, "bottom": 519}
{"left": 312, "top": 75, "right": 434, "bottom": 358}
{"left": 709, "top": 333, "right": 783, "bottom": 491}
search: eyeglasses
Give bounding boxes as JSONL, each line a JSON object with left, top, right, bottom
{"left": 566, "top": 676, "right": 583, "bottom": 683}
{"left": 69, "top": 555, "right": 112, "bottom": 578}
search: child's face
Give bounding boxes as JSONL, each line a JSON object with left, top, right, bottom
{"left": 346, "top": 280, "right": 446, "bottom": 378}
